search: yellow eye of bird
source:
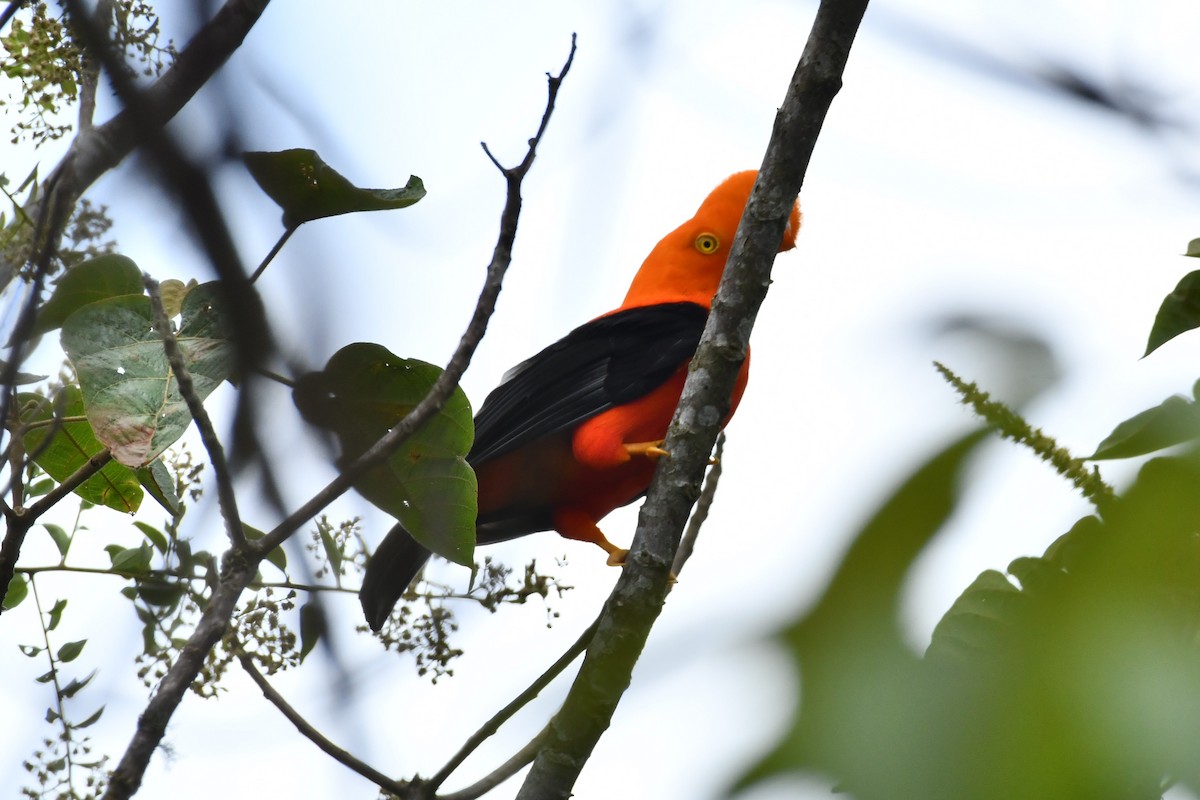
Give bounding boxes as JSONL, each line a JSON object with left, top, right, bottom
{"left": 694, "top": 233, "right": 720, "bottom": 254}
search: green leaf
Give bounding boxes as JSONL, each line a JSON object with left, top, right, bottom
{"left": 294, "top": 343, "right": 476, "bottom": 567}
{"left": 19, "top": 644, "right": 43, "bottom": 657}
{"left": 299, "top": 600, "right": 324, "bottom": 663}
{"left": 134, "top": 521, "right": 168, "bottom": 553}
{"left": 3, "top": 573, "right": 28, "bottom": 610}
{"left": 47, "top": 598, "right": 67, "bottom": 631}
{"left": 0, "top": 358, "right": 47, "bottom": 384}
{"left": 1186, "top": 237, "right": 1200, "bottom": 258}
{"left": 243, "top": 149, "right": 425, "bottom": 229}
{"left": 72, "top": 705, "right": 104, "bottom": 729}
{"left": 136, "top": 459, "right": 181, "bottom": 517}
{"left": 61, "top": 282, "right": 234, "bottom": 467}
{"left": 60, "top": 669, "right": 96, "bottom": 699}
{"left": 1145, "top": 270, "right": 1200, "bottom": 356}
{"left": 28, "top": 254, "right": 143, "bottom": 339}
{"left": 17, "top": 387, "right": 144, "bottom": 512}
{"left": 56, "top": 639, "right": 86, "bottom": 663}
{"left": 319, "top": 524, "right": 342, "bottom": 576}
{"left": 44, "top": 523, "right": 71, "bottom": 557}
{"left": 925, "top": 570, "right": 1023, "bottom": 665}
{"left": 1088, "top": 394, "right": 1200, "bottom": 460}
{"left": 737, "top": 432, "right": 989, "bottom": 794}
{"left": 134, "top": 580, "right": 185, "bottom": 609}
{"left": 107, "top": 543, "right": 153, "bottom": 575}
{"left": 242, "top": 524, "right": 287, "bottom": 572}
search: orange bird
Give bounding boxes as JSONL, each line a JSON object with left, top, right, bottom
{"left": 360, "top": 171, "right": 801, "bottom": 630}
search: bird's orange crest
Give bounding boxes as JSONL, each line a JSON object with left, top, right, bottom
{"left": 621, "top": 170, "right": 801, "bottom": 309}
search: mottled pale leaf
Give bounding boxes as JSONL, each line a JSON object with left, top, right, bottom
{"left": 243, "top": 149, "right": 425, "bottom": 229}
{"left": 61, "top": 282, "right": 234, "bottom": 467}
{"left": 294, "top": 343, "right": 475, "bottom": 567}
{"left": 1186, "top": 237, "right": 1200, "bottom": 258}
{"left": 17, "top": 388, "right": 143, "bottom": 512}
{"left": 29, "top": 254, "right": 143, "bottom": 338}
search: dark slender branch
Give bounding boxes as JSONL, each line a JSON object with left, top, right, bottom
{"left": 249, "top": 226, "right": 296, "bottom": 284}
{"left": 144, "top": 275, "right": 245, "bottom": 548}
{"left": 515, "top": 4, "right": 871, "bottom": 797}
{"left": 671, "top": 432, "right": 724, "bottom": 576}
{"left": 26, "top": 449, "right": 113, "bottom": 519}
{"left": 236, "top": 651, "right": 410, "bottom": 796}
{"left": 102, "top": 38, "right": 576, "bottom": 800}
{"left": 0, "top": 449, "right": 113, "bottom": 612}
{"left": 438, "top": 731, "right": 547, "bottom": 800}
{"left": 426, "top": 613, "right": 600, "bottom": 794}
{"left": 256, "top": 33, "right": 577, "bottom": 557}
{"left": 0, "top": 0, "right": 26, "bottom": 32}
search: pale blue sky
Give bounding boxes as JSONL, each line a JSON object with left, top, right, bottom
{"left": 4, "top": 1, "right": 1200, "bottom": 797}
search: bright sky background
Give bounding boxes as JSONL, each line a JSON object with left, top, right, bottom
{"left": 4, "top": 1, "right": 1200, "bottom": 798}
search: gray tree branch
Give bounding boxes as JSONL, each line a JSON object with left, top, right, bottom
{"left": 514, "top": 2, "right": 872, "bottom": 797}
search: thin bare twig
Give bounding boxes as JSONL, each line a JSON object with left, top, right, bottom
{"left": 101, "top": 37, "right": 577, "bottom": 800}
{"left": 256, "top": 33, "right": 578, "bottom": 557}
{"left": 671, "top": 432, "right": 725, "bottom": 577}
{"left": 425, "top": 611, "right": 599, "bottom": 794}
{"left": 515, "top": 4, "right": 871, "bottom": 797}
{"left": 236, "top": 651, "right": 409, "bottom": 796}
{"left": 249, "top": 226, "right": 295, "bottom": 284}
{"left": 438, "top": 731, "right": 547, "bottom": 800}
{"left": 144, "top": 275, "right": 245, "bottom": 548}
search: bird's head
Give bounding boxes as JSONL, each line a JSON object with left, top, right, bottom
{"left": 621, "top": 170, "right": 801, "bottom": 309}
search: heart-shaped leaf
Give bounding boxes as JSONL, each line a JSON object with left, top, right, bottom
{"left": 61, "top": 282, "right": 234, "bottom": 467}
{"left": 294, "top": 343, "right": 476, "bottom": 567}
{"left": 243, "top": 149, "right": 425, "bottom": 229}
{"left": 17, "top": 388, "right": 144, "bottom": 512}
{"left": 28, "top": 254, "right": 143, "bottom": 339}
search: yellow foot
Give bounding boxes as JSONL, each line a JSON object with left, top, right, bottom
{"left": 605, "top": 547, "right": 629, "bottom": 567}
{"left": 624, "top": 440, "right": 669, "bottom": 460}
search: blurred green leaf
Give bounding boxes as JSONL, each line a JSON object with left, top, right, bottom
{"left": 106, "top": 543, "right": 152, "bottom": 575}
{"left": 61, "top": 281, "right": 234, "bottom": 467}
{"left": 0, "top": 358, "right": 47, "bottom": 384}
{"left": 47, "top": 598, "right": 67, "bottom": 631}
{"left": 72, "top": 705, "right": 104, "bottom": 729}
{"left": 17, "top": 387, "right": 143, "bottom": 512}
{"left": 134, "top": 521, "right": 168, "bottom": 553}
{"left": 56, "top": 639, "right": 85, "bottom": 663}
{"left": 28, "top": 254, "right": 142, "bottom": 339}
{"left": 243, "top": 149, "right": 425, "bottom": 229}
{"left": 44, "top": 523, "right": 70, "bottom": 557}
{"left": 136, "top": 459, "right": 181, "bottom": 517}
{"left": 739, "top": 432, "right": 987, "bottom": 794}
{"left": 59, "top": 669, "right": 95, "bottom": 699}
{"left": 1186, "top": 237, "right": 1200, "bottom": 258}
{"left": 293, "top": 343, "right": 476, "bottom": 567}
{"left": 1145, "top": 270, "right": 1200, "bottom": 356}
{"left": 242, "top": 524, "right": 287, "bottom": 572}
{"left": 1088, "top": 393, "right": 1200, "bottom": 460}
{"left": 299, "top": 600, "right": 324, "bottom": 663}
{"left": 3, "top": 573, "right": 28, "bottom": 610}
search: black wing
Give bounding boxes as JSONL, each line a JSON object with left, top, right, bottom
{"left": 468, "top": 302, "right": 710, "bottom": 466}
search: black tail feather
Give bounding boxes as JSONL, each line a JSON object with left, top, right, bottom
{"left": 360, "top": 523, "right": 432, "bottom": 632}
